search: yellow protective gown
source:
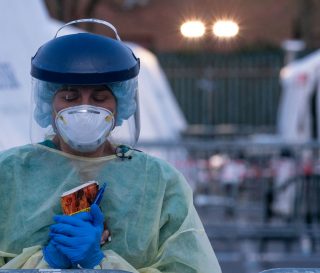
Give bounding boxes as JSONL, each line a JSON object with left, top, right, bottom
{"left": 0, "top": 142, "right": 221, "bottom": 273}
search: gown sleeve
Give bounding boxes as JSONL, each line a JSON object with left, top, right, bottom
{"left": 135, "top": 167, "right": 221, "bottom": 273}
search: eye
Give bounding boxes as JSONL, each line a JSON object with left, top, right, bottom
{"left": 65, "top": 93, "right": 79, "bottom": 101}
{"left": 57, "top": 91, "right": 79, "bottom": 101}
{"left": 93, "top": 91, "right": 114, "bottom": 102}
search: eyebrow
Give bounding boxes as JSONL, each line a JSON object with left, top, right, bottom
{"left": 93, "top": 88, "right": 111, "bottom": 92}
{"left": 58, "top": 86, "right": 78, "bottom": 92}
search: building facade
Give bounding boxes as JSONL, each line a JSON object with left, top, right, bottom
{"left": 45, "top": 0, "right": 320, "bottom": 52}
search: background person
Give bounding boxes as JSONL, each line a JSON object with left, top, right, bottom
{"left": 270, "top": 148, "right": 297, "bottom": 221}
{"left": 219, "top": 152, "right": 247, "bottom": 217}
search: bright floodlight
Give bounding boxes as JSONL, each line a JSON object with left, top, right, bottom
{"left": 212, "top": 20, "right": 239, "bottom": 38}
{"left": 180, "top": 20, "right": 205, "bottom": 38}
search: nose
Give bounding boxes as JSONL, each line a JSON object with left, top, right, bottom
{"left": 79, "top": 89, "right": 92, "bottom": 105}
{"left": 81, "top": 96, "right": 90, "bottom": 105}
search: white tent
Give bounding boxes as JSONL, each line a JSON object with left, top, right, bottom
{"left": 0, "top": 0, "right": 186, "bottom": 150}
{"left": 278, "top": 50, "right": 320, "bottom": 142}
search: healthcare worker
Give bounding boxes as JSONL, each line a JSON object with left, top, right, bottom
{"left": 0, "top": 19, "right": 221, "bottom": 272}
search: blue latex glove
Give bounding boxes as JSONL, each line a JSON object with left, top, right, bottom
{"left": 50, "top": 204, "right": 105, "bottom": 268}
{"left": 43, "top": 241, "right": 72, "bottom": 269}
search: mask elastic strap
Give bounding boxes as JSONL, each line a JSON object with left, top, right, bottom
{"left": 54, "top": 109, "right": 66, "bottom": 125}
{"left": 54, "top": 18, "right": 122, "bottom": 41}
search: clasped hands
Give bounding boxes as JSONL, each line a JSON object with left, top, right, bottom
{"left": 43, "top": 204, "right": 105, "bottom": 269}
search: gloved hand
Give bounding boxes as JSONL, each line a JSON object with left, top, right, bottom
{"left": 43, "top": 240, "right": 72, "bottom": 269}
{"left": 50, "top": 204, "right": 105, "bottom": 268}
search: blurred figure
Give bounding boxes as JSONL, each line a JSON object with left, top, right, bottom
{"left": 271, "top": 148, "right": 297, "bottom": 220}
{"left": 219, "top": 152, "right": 247, "bottom": 217}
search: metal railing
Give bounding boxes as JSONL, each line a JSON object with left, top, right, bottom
{"left": 137, "top": 140, "right": 320, "bottom": 257}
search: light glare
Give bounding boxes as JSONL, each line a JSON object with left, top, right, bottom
{"left": 180, "top": 20, "right": 205, "bottom": 38}
{"left": 213, "top": 20, "right": 239, "bottom": 38}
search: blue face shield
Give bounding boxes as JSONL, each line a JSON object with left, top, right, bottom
{"left": 30, "top": 19, "right": 140, "bottom": 149}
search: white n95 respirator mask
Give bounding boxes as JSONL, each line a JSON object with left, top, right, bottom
{"left": 55, "top": 105, "right": 115, "bottom": 152}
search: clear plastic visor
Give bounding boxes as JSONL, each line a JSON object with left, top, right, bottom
{"left": 30, "top": 77, "right": 140, "bottom": 152}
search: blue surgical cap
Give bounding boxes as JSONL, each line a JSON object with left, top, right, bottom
{"left": 33, "top": 77, "right": 138, "bottom": 128}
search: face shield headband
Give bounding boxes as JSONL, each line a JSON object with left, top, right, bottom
{"left": 30, "top": 19, "right": 140, "bottom": 149}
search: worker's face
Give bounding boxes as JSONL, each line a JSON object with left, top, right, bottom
{"left": 53, "top": 85, "right": 116, "bottom": 114}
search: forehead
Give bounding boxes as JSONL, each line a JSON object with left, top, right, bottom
{"left": 58, "top": 85, "right": 112, "bottom": 92}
